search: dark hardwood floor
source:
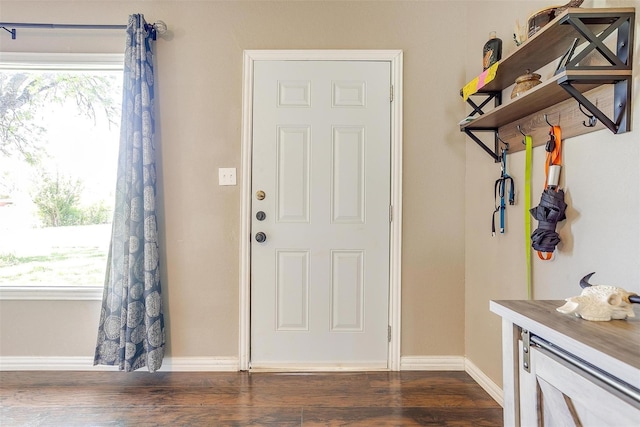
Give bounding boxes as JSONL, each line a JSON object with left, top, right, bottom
{"left": 0, "top": 370, "right": 503, "bottom": 426}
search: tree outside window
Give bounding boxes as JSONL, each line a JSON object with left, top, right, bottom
{"left": 0, "top": 56, "right": 123, "bottom": 290}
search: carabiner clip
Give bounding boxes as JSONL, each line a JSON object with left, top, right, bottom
{"left": 545, "top": 131, "right": 556, "bottom": 153}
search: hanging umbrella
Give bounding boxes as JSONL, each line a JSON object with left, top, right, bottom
{"left": 530, "top": 124, "right": 566, "bottom": 260}
{"left": 530, "top": 187, "right": 566, "bottom": 258}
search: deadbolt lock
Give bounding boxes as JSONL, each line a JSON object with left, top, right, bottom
{"left": 256, "top": 190, "right": 266, "bottom": 200}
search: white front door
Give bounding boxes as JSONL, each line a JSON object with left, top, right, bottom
{"left": 250, "top": 60, "right": 391, "bottom": 369}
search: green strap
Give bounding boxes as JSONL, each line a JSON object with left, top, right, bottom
{"left": 524, "top": 135, "right": 533, "bottom": 300}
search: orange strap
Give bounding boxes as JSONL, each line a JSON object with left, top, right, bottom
{"left": 544, "top": 126, "right": 562, "bottom": 190}
{"left": 537, "top": 251, "right": 553, "bottom": 260}
{"left": 538, "top": 125, "right": 562, "bottom": 260}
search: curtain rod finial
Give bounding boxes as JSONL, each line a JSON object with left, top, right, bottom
{"left": 153, "top": 20, "right": 167, "bottom": 35}
{"left": 1, "top": 26, "right": 17, "bottom": 39}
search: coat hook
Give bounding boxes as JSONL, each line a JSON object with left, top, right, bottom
{"left": 544, "top": 113, "right": 556, "bottom": 127}
{"left": 517, "top": 124, "right": 528, "bottom": 144}
{"left": 517, "top": 124, "right": 526, "bottom": 136}
{"left": 579, "top": 103, "right": 597, "bottom": 127}
{"left": 496, "top": 134, "right": 509, "bottom": 150}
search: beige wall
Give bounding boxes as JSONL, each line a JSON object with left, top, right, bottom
{"left": 1, "top": 0, "right": 638, "bottom": 393}
{"left": 0, "top": 1, "right": 467, "bottom": 362}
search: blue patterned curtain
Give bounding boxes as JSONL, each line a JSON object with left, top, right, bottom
{"left": 94, "top": 14, "right": 164, "bottom": 372}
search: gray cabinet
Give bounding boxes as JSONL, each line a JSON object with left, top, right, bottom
{"left": 491, "top": 300, "right": 640, "bottom": 426}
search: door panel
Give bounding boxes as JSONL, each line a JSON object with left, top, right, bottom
{"left": 277, "top": 126, "right": 310, "bottom": 222}
{"left": 251, "top": 60, "right": 391, "bottom": 368}
{"left": 331, "top": 250, "right": 364, "bottom": 331}
{"left": 276, "top": 250, "right": 309, "bottom": 331}
{"left": 332, "top": 126, "right": 365, "bottom": 223}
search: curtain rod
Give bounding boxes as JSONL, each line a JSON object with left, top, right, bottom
{"left": 0, "top": 21, "right": 167, "bottom": 40}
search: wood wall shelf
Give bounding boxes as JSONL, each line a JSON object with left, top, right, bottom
{"left": 461, "top": 72, "right": 607, "bottom": 130}
{"left": 460, "top": 7, "right": 635, "bottom": 162}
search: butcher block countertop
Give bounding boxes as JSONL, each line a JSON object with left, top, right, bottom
{"left": 490, "top": 300, "right": 640, "bottom": 390}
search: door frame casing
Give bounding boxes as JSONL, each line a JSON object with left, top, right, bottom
{"left": 239, "top": 50, "right": 403, "bottom": 371}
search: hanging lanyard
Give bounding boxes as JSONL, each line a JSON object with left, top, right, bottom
{"left": 492, "top": 147, "right": 514, "bottom": 236}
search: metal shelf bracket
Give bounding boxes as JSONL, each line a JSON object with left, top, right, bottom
{"left": 561, "top": 11, "right": 634, "bottom": 71}
{"left": 559, "top": 77, "right": 630, "bottom": 134}
{"left": 462, "top": 91, "right": 501, "bottom": 119}
{"left": 558, "top": 11, "right": 634, "bottom": 134}
{"left": 463, "top": 128, "right": 501, "bottom": 163}
{"left": 461, "top": 91, "right": 502, "bottom": 162}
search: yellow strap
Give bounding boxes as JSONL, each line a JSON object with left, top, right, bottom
{"left": 524, "top": 135, "right": 533, "bottom": 300}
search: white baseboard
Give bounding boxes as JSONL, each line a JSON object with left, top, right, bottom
{"left": 400, "top": 355, "right": 503, "bottom": 407}
{"left": 464, "top": 358, "right": 504, "bottom": 407}
{"left": 0, "top": 356, "right": 239, "bottom": 372}
{"left": 400, "top": 355, "right": 465, "bottom": 371}
{"left": 160, "top": 357, "right": 238, "bottom": 372}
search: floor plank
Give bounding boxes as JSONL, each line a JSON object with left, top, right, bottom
{"left": 0, "top": 371, "right": 503, "bottom": 426}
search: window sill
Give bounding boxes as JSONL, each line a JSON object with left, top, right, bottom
{"left": 0, "top": 286, "right": 103, "bottom": 301}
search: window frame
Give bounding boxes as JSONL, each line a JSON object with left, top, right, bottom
{"left": 0, "top": 52, "right": 123, "bottom": 301}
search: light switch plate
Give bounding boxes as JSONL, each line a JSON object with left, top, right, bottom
{"left": 218, "top": 168, "right": 237, "bottom": 186}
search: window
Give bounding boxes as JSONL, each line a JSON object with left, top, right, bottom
{"left": 0, "top": 53, "right": 123, "bottom": 300}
